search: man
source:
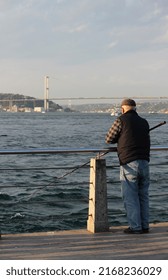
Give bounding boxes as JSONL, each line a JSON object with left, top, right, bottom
{"left": 106, "top": 98, "right": 150, "bottom": 234}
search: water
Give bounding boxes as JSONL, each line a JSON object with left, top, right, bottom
{"left": 0, "top": 112, "right": 167, "bottom": 234}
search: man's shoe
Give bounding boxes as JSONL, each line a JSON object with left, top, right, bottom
{"left": 142, "top": 228, "right": 149, "bottom": 233}
{"left": 124, "top": 227, "right": 142, "bottom": 234}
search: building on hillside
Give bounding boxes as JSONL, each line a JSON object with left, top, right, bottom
{"left": 34, "top": 107, "right": 45, "bottom": 113}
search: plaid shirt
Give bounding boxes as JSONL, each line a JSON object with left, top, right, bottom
{"left": 106, "top": 118, "right": 122, "bottom": 144}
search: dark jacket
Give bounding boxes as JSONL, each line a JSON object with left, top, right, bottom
{"left": 117, "top": 110, "right": 150, "bottom": 165}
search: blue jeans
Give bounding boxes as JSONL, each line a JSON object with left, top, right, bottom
{"left": 120, "top": 160, "right": 150, "bottom": 231}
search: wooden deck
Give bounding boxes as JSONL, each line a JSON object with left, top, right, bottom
{"left": 0, "top": 222, "right": 168, "bottom": 260}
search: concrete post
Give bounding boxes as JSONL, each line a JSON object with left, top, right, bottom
{"left": 87, "top": 158, "right": 109, "bottom": 233}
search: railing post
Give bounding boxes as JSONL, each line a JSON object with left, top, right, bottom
{"left": 87, "top": 158, "right": 109, "bottom": 233}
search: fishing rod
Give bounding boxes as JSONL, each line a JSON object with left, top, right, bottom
{"left": 91, "top": 121, "right": 167, "bottom": 160}
{"left": 97, "top": 121, "right": 167, "bottom": 159}
{"left": 149, "top": 121, "right": 166, "bottom": 131}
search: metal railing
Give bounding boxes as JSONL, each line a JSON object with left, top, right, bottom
{"left": 0, "top": 146, "right": 168, "bottom": 234}
{"left": 0, "top": 146, "right": 168, "bottom": 155}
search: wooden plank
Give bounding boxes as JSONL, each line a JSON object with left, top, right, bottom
{"left": 0, "top": 223, "right": 168, "bottom": 260}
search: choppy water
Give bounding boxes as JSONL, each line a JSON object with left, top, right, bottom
{"left": 0, "top": 112, "right": 167, "bottom": 234}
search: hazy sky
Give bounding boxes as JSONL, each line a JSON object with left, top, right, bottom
{"left": 0, "top": 0, "right": 168, "bottom": 103}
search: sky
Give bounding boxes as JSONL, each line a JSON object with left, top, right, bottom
{"left": 0, "top": 0, "right": 168, "bottom": 104}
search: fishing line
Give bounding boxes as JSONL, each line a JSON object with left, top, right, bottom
{"left": 25, "top": 152, "right": 107, "bottom": 202}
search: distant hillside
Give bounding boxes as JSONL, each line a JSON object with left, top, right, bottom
{"left": 137, "top": 101, "right": 168, "bottom": 113}
{"left": 0, "top": 93, "right": 62, "bottom": 111}
{"left": 72, "top": 101, "right": 168, "bottom": 113}
{"left": 0, "top": 94, "right": 167, "bottom": 113}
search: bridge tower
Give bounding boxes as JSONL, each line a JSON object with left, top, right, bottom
{"left": 44, "top": 75, "right": 49, "bottom": 112}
